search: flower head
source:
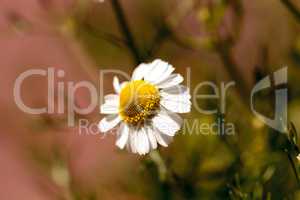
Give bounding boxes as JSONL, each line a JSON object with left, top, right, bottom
{"left": 98, "top": 59, "right": 191, "bottom": 155}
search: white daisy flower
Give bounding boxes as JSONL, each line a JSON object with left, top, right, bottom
{"left": 98, "top": 59, "right": 191, "bottom": 155}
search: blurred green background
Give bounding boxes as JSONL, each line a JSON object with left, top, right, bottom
{"left": 2, "top": 0, "right": 300, "bottom": 199}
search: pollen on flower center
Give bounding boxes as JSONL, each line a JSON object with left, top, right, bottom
{"left": 119, "top": 80, "right": 160, "bottom": 125}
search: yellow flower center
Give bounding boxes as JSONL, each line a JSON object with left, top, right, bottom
{"left": 119, "top": 80, "right": 160, "bottom": 125}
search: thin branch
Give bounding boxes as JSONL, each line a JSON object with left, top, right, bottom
{"left": 145, "top": 23, "right": 172, "bottom": 58}
{"left": 213, "top": 1, "right": 250, "bottom": 105}
{"left": 214, "top": 39, "right": 250, "bottom": 105}
{"left": 110, "top": 0, "right": 142, "bottom": 64}
{"left": 84, "top": 22, "right": 126, "bottom": 48}
{"left": 281, "top": 0, "right": 300, "bottom": 22}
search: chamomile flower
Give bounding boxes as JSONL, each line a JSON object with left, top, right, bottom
{"left": 98, "top": 59, "right": 191, "bottom": 155}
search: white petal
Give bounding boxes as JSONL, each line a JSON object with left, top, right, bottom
{"left": 146, "top": 127, "right": 157, "bottom": 149}
{"left": 104, "top": 94, "right": 118, "bottom": 101}
{"left": 98, "top": 115, "right": 121, "bottom": 132}
{"left": 160, "top": 85, "right": 191, "bottom": 113}
{"left": 136, "top": 128, "right": 150, "bottom": 155}
{"left": 160, "top": 132, "right": 173, "bottom": 145}
{"left": 104, "top": 94, "right": 119, "bottom": 105}
{"left": 113, "top": 76, "right": 121, "bottom": 93}
{"left": 162, "top": 85, "right": 189, "bottom": 96}
{"left": 131, "top": 63, "right": 152, "bottom": 80}
{"left": 153, "top": 129, "right": 169, "bottom": 147}
{"left": 100, "top": 102, "right": 118, "bottom": 114}
{"left": 160, "top": 93, "right": 191, "bottom": 113}
{"left": 160, "top": 91, "right": 191, "bottom": 100}
{"left": 157, "top": 74, "right": 184, "bottom": 88}
{"left": 129, "top": 130, "right": 138, "bottom": 153}
{"left": 167, "top": 110, "right": 183, "bottom": 126}
{"left": 152, "top": 111, "right": 182, "bottom": 136}
{"left": 144, "top": 59, "right": 174, "bottom": 84}
{"left": 115, "top": 123, "right": 129, "bottom": 149}
{"left": 161, "top": 100, "right": 191, "bottom": 113}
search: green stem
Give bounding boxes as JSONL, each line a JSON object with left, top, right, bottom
{"left": 149, "top": 150, "right": 167, "bottom": 182}
{"left": 110, "top": 0, "right": 142, "bottom": 64}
